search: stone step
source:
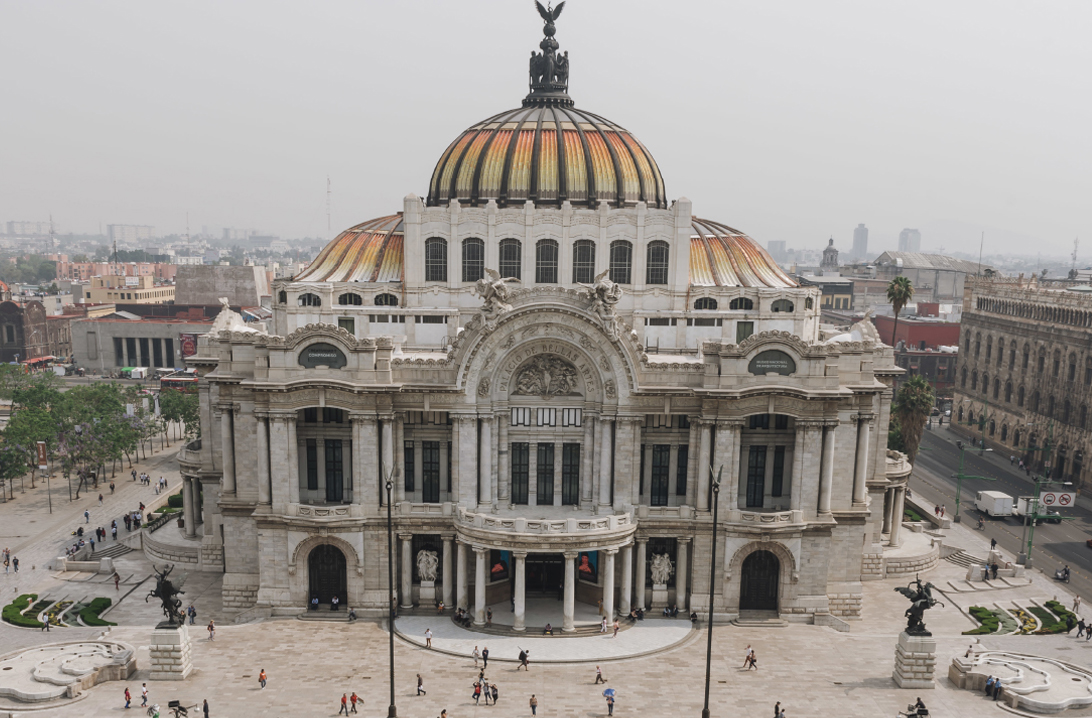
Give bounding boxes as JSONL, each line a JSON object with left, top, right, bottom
{"left": 96, "top": 543, "right": 132, "bottom": 559}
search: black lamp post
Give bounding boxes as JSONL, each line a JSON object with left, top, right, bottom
{"left": 385, "top": 476, "right": 397, "bottom": 718}
{"left": 701, "top": 466, "right": 723, "bottom": 718}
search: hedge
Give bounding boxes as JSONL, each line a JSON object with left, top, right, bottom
{"left": 1045, "top": 600, "right": 1077, "bottom": 624}
{"left": 904, "top": 506, "right": 924, "bottom": 522}
{"left": 1033, "top": 604, "right": 1071, "bottom": 634}
{"left": 963, "top": 605, "right": 1000, "bottom": 635}
{"left": 2, "top": 594, "right": 43, "bottom": 628}
{"left": 79, "top": 597, "right": 115, "bottom": 627}
{"left": 166, "top": 492, "right": 183, "bottom": 509}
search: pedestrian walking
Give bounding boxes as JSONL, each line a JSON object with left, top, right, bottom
{"left": 142, "top": 683, "right": 148, "bottom": 706}
{"left": 612, "top": 619, "right": 619, "bottom": 638}
{"left": 518, "top": 648, "right": 530, "bottom": 670}
{"left": 1010, "top": 455, "right": 1015, "bottom": 465}
{"left": 1075, "top": 596, "right": 1082, "bottom": 614}
{"left": 990, "top": 538, "right": 997, "bottom": 550}
{"left": 84, "top": 510, "right": 90, "bottom": 524}
{"left": 124, "top": 687, "right": 131, "bottom": 709}
{"left": 110, "top": 482, "right": 115, "bottom": 494}
{"left": 530, "top": 694, "right": 538, "bottom": 716}
{"left": 606, "top": 694, "right": 615, "bottom": 716}
{"left": 595, "top": 665, "right": 605, "bottom": 684}
{"left": 12, "top": 556, "right": 18, "bottom": 573}
{"left": 482, "top": 646, "right": 489, "bottom": 669}
{"left": 941, "top": 505, "right": 946, "bottom": 518}
{"left": 774, "top": 701, "right": 780, "bottom": 717}
{"left": 473, "top": 682, "right": 482, "bottom": 705}
{"left": 743, "top": 645, "right": 753, "bottom": 668}
{"left": 202, "top": 698, "right": 209, "bottom": 717}
{"left": 349, "top": 692, "right": 359, "bottom": 714}
{"left": 473, "top": 646, "right": 481, "bottom": 667}
{"left": 748, "top": 650, "right": 758, "bottom": 671}
{"left": 42, "top": 615, "right": 50, "bottom": 631}
{"left": 259, "top": 669, "right": 266, "bottom": 689}
{"left": 207, "top": 620, "right": 215, "bottom": 641}
{"left": 425, "top": 628, "right": 433, "bottom": 648}
{"left": 1077, "top": 619, "right": 1086, "bottom": 638}
{"left": 486, "top": 607, "right": 493, "bottom": 626}
{"left": 99, "top": 493, "right": 103, "bottom": 506}
{"left": 600, "top": 617, "right": 608, "bottom": 633}
{"left": 114, "top": 572, "right": 121, "bottom": 591}
{"left": 340, "top": 693, "right": 349, "bottom": 716}
{"left": 417, "top": 673, "right": 426, "bottom": 695}
{"left": 89, "top": 537, "right": 95, "bottom": 554}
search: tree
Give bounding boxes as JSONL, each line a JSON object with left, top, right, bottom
{"left": 886, "top": 276, "right": 914, "bottom": 347}
{"left": 893, "top": 376, "right": 935, "bottom": 464}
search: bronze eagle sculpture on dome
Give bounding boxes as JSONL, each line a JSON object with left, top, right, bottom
{"left": 535, "top": 1, "right": 565, "bottom": 31}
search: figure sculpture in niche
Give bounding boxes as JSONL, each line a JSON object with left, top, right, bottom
{"left": 649, "top": 553, "right": 674, "bottom": 585}
{"left": 512, "top": 355, "right": 581, "bottom": 397}
{"left": 416, "top": 550, "right": 439, "bottom": 582}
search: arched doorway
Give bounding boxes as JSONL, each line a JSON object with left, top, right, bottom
{"left": 739, "top": 550, "right": 779, "bottom": 611}
{"left": 308, "top": 544, "right": 347, "bottom": 604}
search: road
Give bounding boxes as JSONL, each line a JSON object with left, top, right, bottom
{"left": 911, "top": 425, "right": 1092, "bottom": 602}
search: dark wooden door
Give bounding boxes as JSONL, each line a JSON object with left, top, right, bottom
{"left": 739, "top": 550, "right": 779, "bottom": 611}
{"left": 308, "top": 544, "right": 347, "bottom": 604}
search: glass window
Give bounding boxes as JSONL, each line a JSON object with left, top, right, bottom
{"left": 694, "top": 297, "right": 717, "bottom": 310}
{"left": 278, "top": 290, "right": 287, "bottom": 304}
{"left": 736, "top": 321, "right": 754, "bottom": 343}
{"left": 650, "top": 444, "right": 670, "bottom": 506}
{"left": 422, "top": 441, "right": 440, "bottom": 503}
{"left": 771, "top": 299, "right": 794, "bottom": 312}
{"left": 729, "top": 297, "right": 754, "bottom": 310}
{"left": 609, "top": 240, "right": 632, "bottom": 284}
{"left": 374, "top": 293, "right": 398, "bottom": 306}
{"left": 306, "top": 439, "right": 319, "bottom": 491}
{"left": 561, "top": 444, "right": 580, "bottom": 506}
{"left": 746, "top": 445, "right": 767, "bottom": 508}
{"left": 338, "top": 293, "right": 363, "bottom": 306}
{"left": 298, "top": 293, "right": 321, "bottom": 307}
{"left": 425, "top": 237, "right": 447, "bottom": 282}
{"left": 337, "top": 317, "right": 355, "bottom": 334}
{"left": 499, "top": 239, "right": 522, "bottom": 279}
{"left": 403, "top": 441, "right": 415, "bottom": 493}
{"left": 572, "top": 240, "right": 595, "bottom": 283}
{"left": 462, "top": 238, "right": 484, "bottom": 282}
{"left": 536, "top": 239, "right": 559, "bottom": 283}
{"left": 324, "top": 439, "right": 343, "bottom": 503}
{"left": 646, "top": 241, "right": 669, "bottom": 285}
{"left": 771, "top": 446, "right": 786, "bottom": 497}
{"left": 676, "top": 446, "right": 688, "bottom": 496}
{"left": 511, "top": 442, "right": 529, "bottom": 505}
{"left": 537, "top": 443, "right": 555, "bottom": 504}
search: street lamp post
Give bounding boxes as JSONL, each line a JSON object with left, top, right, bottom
{"left": 701, "top": 466, "right": 723, "bottom": 718}
{"left": 385, "top": 473, "right": 397, "bottom": 718}
{"left": 952, "top": 440, "right": 994, "bottom": 523}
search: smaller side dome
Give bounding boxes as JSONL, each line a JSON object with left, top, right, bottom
{"left": 294, "top": 214, "right": 404, "bottom": 283}
{"left": 688, "top": 218, "right": 796, "bottom": 288}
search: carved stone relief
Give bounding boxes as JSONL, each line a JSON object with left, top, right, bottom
{"left": 511, "top": 354, "right": 582, "bottom": 397}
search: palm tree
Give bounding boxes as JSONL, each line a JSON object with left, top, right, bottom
{"left": 886, "top": 276, "right": 914, "bottom": 347}
{"left": 894, "top": 375, "right": 935, "bottom": 464}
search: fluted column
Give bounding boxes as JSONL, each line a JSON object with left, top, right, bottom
{"left": 287, "top": 415, "right": 299, "bottom": 505}
{"left": 256, "top": 414, "right": 271, "bottom": 505}
{"left": 380, "top": 415, "right": 394, "bottom": 501}
{"left": 619, "top": 544, "right": 633, "bottom": 615}
{"left": 441, "top": 534, "right": 454, "bottom": 608}
{"left": 400, "top": 533, "right": 413, "bottom": 609}
{"left": 853, "top": 415, "right": 872, "bottom": 505}
{"left": 717, "top": 421, "right": 743, "bottom": 511}
{"left": 635, "top": 538, "right": 648, "bottom": 611}
{"left": 789, "top": 426, "right": 805, "bottom": 511}
{"left": 676, "top": 538, "right": 689, "bottom": 611}
{"left": 889, "top": 487, "right": 906, "bottom": 546}
{"left": 497, "top": 413, "right": 510, "bottom": 503}
{"left": 818, "top": 423, "right": 836, "bottom": 515}
{"left": 602, "top": 548, "right": 617, "bottom": 619}
{"left": 598, "top": 417, "right": 614, "bottom": 507}
{"left": 631, "top": 419, "right": 643, "bottom": 506}
{"left": 582, "top": 416, "right": 595, "bottom": 504}
{"left": 513, "top": 550, "right": 527, "bottom": 632}
{"left": 353, "top": 415, "right": 378, "bottom": 511}
{"left": 394, "top": 413, "right": 406, "bottom": 503}
{"left": 881, "top": 489, "right": 893, "bottom": 534}
{"left": 473, "top": 546, "right": 488, "bottom": 626}
{"left": 219, "top": 406, "right": 235, "bottom": 494}
{"left": 479, "top": 417, "right": 493, "bottom": 506}
{"left": 456, "top": 540, "right": 468, "bottom": 611}
{"left": 685, "top": 419, "right": 699, "bottom": 507}
{"left": 268, "top": 417, "right": 291, "bottom": 511}
{"left": 562, "top": 551, "right": 577, "bottom": 632}
{"left": 697, "top": 420, "right": 712, "bottom": 511}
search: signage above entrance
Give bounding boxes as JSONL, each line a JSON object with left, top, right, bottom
{"left": 299, "top": 343, "right": 347, "bottom": 369}
{"left": 747, "top": 350, "right": 796, "bottom": 376}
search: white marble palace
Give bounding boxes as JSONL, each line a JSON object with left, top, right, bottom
{"left": 178, "top": 9, "right": 910, "bottom": 628}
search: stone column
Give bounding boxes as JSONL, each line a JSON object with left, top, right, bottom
{"left": 853, "top": 416, "right": 872, "bottom": 505}
{"left": 582, "top": 417, "right": 595, "bottom": 504}
{"left": 881, "top": 489, "right": 893, "bottom": 534}
{"left": 400, "top": 533, "right": 413, "bottom": 610}
{"left": 287, "top": 416, "right": 299, "bottom": 505}
{"left": 818, "top": 424, "right": 836, "bottom": 515}
{"left": 268, "top": 417, "right": 290, "bottom": 511}
{"left": 513, "top": 550, "right": 527, "bottom": 631}
{"left": 498, "top": 414, "right": 510, "bottom": 503}
{"left": 354, "top": 416, "right": 378, "bottom": 511}
{"left": 619, "top": 544, "right": 633, "bottom": 615}
{"left": 183, "top": 478, "right": 197, "bottom": 537}
{"left": 394, "top": 413, "right": 406, "bottom": 502}
{"left": 676, "top": 538, "right": 689, "bottom": 611}
{"left": 635, "top": 538, "right": 648, "bottom": 611}
{"left": 256, "top": 415, "right": 270, "bottom": 505}
{"left": 599, "top": 418, "right": 613, "bottom": 507}
{"left": 801, "top": 423, "right": 824, "bottom": 519}
{"left": 562, "top": 551, "right": 577, "bottom": 632}
{"left": 889, "top": 487, "right": 906, "bottom": 546}
{"left": 459, "top": 417, "right": 480, "bottom": 508}
{"left": 717, "top": 421, "right": 741, "bottom": 511}
{"left": 442, "top": 535, "right": 454, "bottom": 608}
{"left": 479, "top": 417, "right": 493, "bottom": 506}
{"left": 456, "top": 541, "right": 468, "bottom": 611}
{"left": 685, "top": 419, "right": 699, "bottom": 507}
{"left": 602, "top": 548, "right": 617, "bottom": 619}
{"left": 473, "top": 546, "right": 488, "bottom": 626}
{"left": 380, "top": 416, "right": 394, "bottom": 494}
{"left": 220, "top": 406, "right": 235, "bottom": 494}
{"left": 789, "top": 427, "right": 805, "bottom": 511}
{"left": 554, "top": 440, "right": 564, "bottom": 506}
{"left": 631, "top": 420, "right": 643, "bottom": 506}
{"left": 697, "top": 420, "right": 712, "bottom": 511}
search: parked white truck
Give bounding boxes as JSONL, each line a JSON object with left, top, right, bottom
{"left": 1013, "top": 496, "right": 1062, "bottom": 524}
{"left": 974, "top": 490, "right": 1015, "bottom": 517}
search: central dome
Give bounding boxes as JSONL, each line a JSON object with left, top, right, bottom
{"left": 426, "top": 105, "right": 667, "bottom": 210}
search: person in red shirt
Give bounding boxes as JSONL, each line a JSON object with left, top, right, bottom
{"left": 349, "top": 693, "right": 359, "bottom": 714}
{"left": 339, "top": 693, "right": 349, "bottom": 716}
{"left": 124, "top": 687, "right": 131, "bottom": 709}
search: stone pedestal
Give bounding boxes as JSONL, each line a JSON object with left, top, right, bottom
{"left": 419, "top": 580, "right": 437, "bottom": 606}
{"left": 893, "top": 631, "right": 936, "bottom": 689}
{"left": 149, "top": 624, "right": 193, "bottom": 681}
{"left": 651, "top": 582, "right": 669, "bottom": 609}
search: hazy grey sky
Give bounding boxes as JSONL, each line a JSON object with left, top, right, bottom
{"left": 2, "top": 1, "right": 1089, "bottom": 256}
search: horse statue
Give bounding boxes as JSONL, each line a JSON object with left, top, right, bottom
{"left": 146, "top": 564, "right": 186, "bottom": 627}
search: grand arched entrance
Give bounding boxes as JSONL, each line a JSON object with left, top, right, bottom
{"left": 739, "top": 550, "right": 780, "bottom": 611}
{"left": 308, "top": 544, "right": 347, "bottom": 604}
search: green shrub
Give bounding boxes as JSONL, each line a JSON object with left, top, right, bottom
{"left": 1030, "top": 605, "right": 1067, "bottom": 634}
{"left": 79, "top": 597, "right": 115, "bottom": 627}
{"left": 1045, "top": 600, "right": 1076, "bottom": 624}
{"left": 963, "top": 605, "right": 1000, "bottom": 635}
{"left": 166, "top": 492, "right": 183, "bottom": 509}
{"left": 2, "top": 594, "right": 43, "bottom": 628}
{"left": 904, "top": 506, "right": 924, "bottom": 522}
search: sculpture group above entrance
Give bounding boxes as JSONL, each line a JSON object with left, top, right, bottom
{"left": 512, "top": 354, "right": 581, "bottom": 397}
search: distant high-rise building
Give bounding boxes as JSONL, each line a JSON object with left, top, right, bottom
{"left": 767, "top": 240, "right": 787, "bottom": 262}
{"left": 6, "top": 221, "right": 52, "bottom": 236}
{"left": 852, "top": 223, "right": 868, "bottom": 260}
{"left": 898, "top": 228, "right": 921, "bottom": 253}
{"left": 107, "top": 224, "right": 155, "bottom": 243}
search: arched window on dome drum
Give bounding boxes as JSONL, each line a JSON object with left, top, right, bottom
{"left": 1005, "top": 381, "right": 1012, "bottom": 403}
{"left": 771, "top": 299, "right": 794, "bottom": 313}
{"left": 609, "top": 240, "right": 632, "bottom": 284}
{"left": 1013, "top": 429, "right": 1021, "bottom": 449}
{"left": 694, "top": 297, "right": 717, "bottom": 311}
{"left": 536, "top": 239, "right": 559, "bottom": 284}
{"left": 960, "top": 367, "right": 967, "bottom": 388}
{"left": 298, "top": 293, "right": 321, "bottom": 307}
{"left": 278, "top": 290, "right": 287, "bottom": 304}
{"left": 805, "top": 297, "right": 813, "bottom": 309}
{"left": 499, "top": 239, "right": 522, "bottom": 280}
{"left": 729, "top": 298, "right": 754, "bottom": 311}
{"left": 645, "top": 241, "right": 669, "bottom": 285}
{"left": 425, "top": 238, "right": 447, "bottom": 282}
{"left": 374, "top": 293, "right": 398, "bottom": 307}
{"left": 572, "top": 240, "right": 596, "bottom": 284}
{"left": 462, "top": 238, "right": 484, "bottom": 283}
{"left": 337, "top": 293, "right": 363, "bottom": 306}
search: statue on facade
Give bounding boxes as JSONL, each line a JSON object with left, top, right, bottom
{"left": 527, "top": 1, "right": 571, "bottom": 99}
{"left": 580, "top": 270, "right": 624, "bottom": 337}
{"left": 416, "top": 549, "right": 439, "bottom": 582}
{"left": 474, "top": 268, "right": 520, "bottom": 330}
{"left": 512, "top": 354, "right": 580, "bottom": 396}
{"left": 146, "top": 564, "right": 185, "bottom": 627}
{"left": 893, "top": 575, "right": 943, "bottom": 636}
{"left": 649, "top": 553, "right": 674, "bottom": 585}
{"left": 210, "top": 297, "right": 267, "bottom": 335}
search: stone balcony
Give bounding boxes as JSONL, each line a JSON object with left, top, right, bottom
{"left": 454, "top": 505, "right": 636, "bottom": 551}
{"left": 178, "top": 439, "right": 202, "bottom": 474}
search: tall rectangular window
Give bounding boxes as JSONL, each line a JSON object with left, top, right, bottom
{"left": 746, "top": 445, "right": 767, "bottom": 508}
{"left": 771, "top": 446, "right": 786, "bottom": 497}
{"left": 736, "top": 321, "right": 755, "bottom": 343}
{"left": 676, "top": 445, "right": 688, "bottom": 496}
{"left": 425, "top": 237, "right": 447, "bottom": 282}
{"left": 138, "top": 337, "right": 150, "bottom": 367}
{"left": 650, "top": 444, "right": 671, "bottom": 506}
{"left": 126, "top": 338, "right": 137, "bottom": 367}
{"left": 447, "top": 441, "right": 452, "bottom": 492}
{"left": 537, "top": 443, "right": 555, "bottom": 504}
{"left": 462, "top": 238, "right": 485, "bottom": 282}
{"left": 499, "top": 239, "right": 522, "bottom": 279}
{"left": 306, "top": 439, "right": 319, "bottom": 491}
{"left": 422, "top": 441, "right": 440, "bottom": 503}
{"left": 511, "top": 442, "right": 529, "bottom": 504}
{"left": 152, "top": 338, "right": 163, "bottom": 367}
{"left": 609, "top": 240, "right": 632, "bottom": 284}
{"left": 403, "top": 441, "right": 415, "bottom": 493}
{"left": 165, "top": 338, "right": 174, "bottom": 366}
{"left": 561, "top": 443, "right": 580, "bottom": 505}
{"left": 535, "top": 239, "right": 559, "bottom": 283}
{"left": 338, "top": 317, "right": 355, "bottom": 335}
{"left": 324, "top": 439, "right": 343, "bottom": 503}
{"left": 572, "top": 240, "right": 595, "bottom": 283}
{"left": 114, "top": 337, "right": 125, "bottom": 366}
